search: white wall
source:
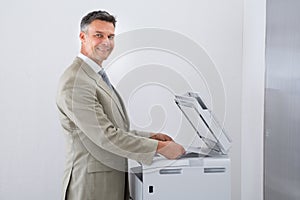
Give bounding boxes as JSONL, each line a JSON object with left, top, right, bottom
{"left": 241, "top": 0, "right": 266, "bottom": 200}
{"left": 0, "top": 0, "right": 244, "bottom": 199}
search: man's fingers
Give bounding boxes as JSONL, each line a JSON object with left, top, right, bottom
{"left": 157, "top": 141, "right": 185, "bottom": 159}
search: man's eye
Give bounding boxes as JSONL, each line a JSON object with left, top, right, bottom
{"left": 108, "top": 35, "right": 115, "bottom": 40}
{"left": 95, "top": 34, "right": 103, "bottom": 38}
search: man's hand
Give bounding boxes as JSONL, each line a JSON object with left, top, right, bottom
{"left": 150, "top": 133, "right": 174, "bottom": 141}
{"left": 156, "top": 141, "right": 186, "bottom": 159}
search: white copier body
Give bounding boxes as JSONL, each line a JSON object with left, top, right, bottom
{"left": 130, "top": 154, "right": 230, "bottom": 200}
{"left": 129, "top": 92, "right": 232, "bottom": 200}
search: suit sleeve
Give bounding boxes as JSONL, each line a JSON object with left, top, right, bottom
{"left": 57, "top": 69, "right": 158, "bottom": 165}
{"left": 130, "top": 130, "right": 152, "bottom": 138}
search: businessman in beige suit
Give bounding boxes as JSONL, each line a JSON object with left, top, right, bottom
{"left": 56, "top": 10, "right": 185, "bottom": 200}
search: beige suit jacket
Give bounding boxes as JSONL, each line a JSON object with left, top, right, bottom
{"left": 56, "top": 57, "right": 158, "bottom": 200}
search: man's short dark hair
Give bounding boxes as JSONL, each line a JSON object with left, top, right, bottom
{"left": 80, "top": 10, "right": 117, "bottom": 32}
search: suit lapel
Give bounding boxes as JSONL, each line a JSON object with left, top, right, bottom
{"left": 112, "top": 86, "right": 130, "bottom": 125}
{"left": 78, "top": 58, "right": 127, "bottom": 121}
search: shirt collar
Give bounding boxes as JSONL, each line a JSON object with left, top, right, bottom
{"left": 77, "top": 53, "right": 102, "bottom": 73}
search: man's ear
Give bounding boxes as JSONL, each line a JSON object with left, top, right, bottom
{"left": 79, "top": 32, "right": 86, "bottom": 43}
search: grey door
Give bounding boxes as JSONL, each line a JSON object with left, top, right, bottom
{"left": 264, "top": 0, "right": 300, "bottom": 200}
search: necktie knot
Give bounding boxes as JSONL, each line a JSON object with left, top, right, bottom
{"left": 98, "top": 69, "right": 112, "bottom": 89}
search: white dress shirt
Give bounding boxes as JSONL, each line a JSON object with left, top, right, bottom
{"left": 77, "top": 53, "right": 102, "bottom": 73}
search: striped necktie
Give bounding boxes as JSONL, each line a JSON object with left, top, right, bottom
{"left": 98, "top": 68, "right": 112, "bottom": 89}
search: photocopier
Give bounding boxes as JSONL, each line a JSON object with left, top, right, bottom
{"left": 129, "top": 92, "right": 232, "bottom": 200}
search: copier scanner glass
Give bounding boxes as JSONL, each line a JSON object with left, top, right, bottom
{"left": 175, "top": 92, "right": 231, "bottom": 155}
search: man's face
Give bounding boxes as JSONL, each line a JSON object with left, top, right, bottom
{"left": 80, "top": 20, "right": 115, "bottom": 65}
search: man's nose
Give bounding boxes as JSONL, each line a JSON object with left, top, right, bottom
{"left": 101, "top": 37, "right": 110, "bottom": 45}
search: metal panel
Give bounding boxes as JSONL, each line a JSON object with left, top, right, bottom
{"left": 265, "top": 0, "right": 300, "bottom": 199}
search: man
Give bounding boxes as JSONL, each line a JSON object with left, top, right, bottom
{"left": 56, "top": 10, "right": 185, "bottom": 200}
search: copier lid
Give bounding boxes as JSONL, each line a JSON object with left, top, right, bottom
{"left": 174, "top": 92, "right": 232, "bottom": 155}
